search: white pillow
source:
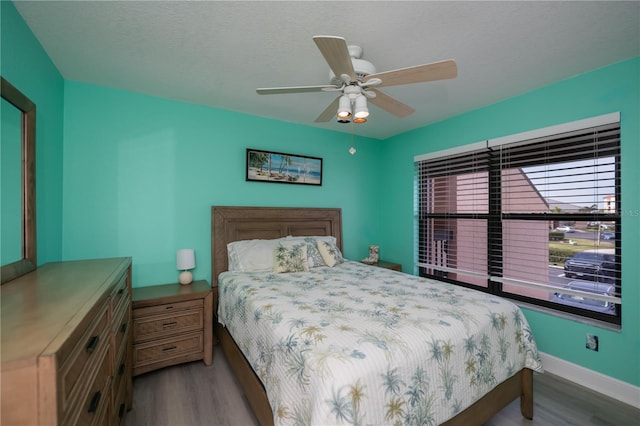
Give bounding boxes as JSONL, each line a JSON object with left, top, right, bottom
{"left": 227, "top": 238, "right": 285, "bottom": 272}
{"left": 273, "top": 241, "right": 309, "bottom": 273}
{"left": 317, "top": 240, "right": 344, "bottom": 267}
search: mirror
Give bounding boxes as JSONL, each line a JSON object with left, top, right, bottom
{"left": 1, "top": 77, "right": 36, "bottom": 284}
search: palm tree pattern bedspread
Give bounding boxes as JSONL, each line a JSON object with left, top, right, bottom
{"left": 218, "top": 260, "right": 543, "bottom": 425}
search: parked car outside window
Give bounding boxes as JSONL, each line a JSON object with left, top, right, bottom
{"left": 556, "top": 225, "right": 575, "bottom": 232}
{"left": 600, "top": 232, "right": 615, "bottom": 240}
{"left": 552, "top": 280, "right": 616, "bottom": 314}
{"left": 564, "top": 250, "right": 616, "bottom": 282}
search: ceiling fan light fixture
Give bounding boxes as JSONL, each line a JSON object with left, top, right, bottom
{"left": 353, "top": 116, "right": 367, "bottom": 124}
{"left": 354, "top": 95, "right": 369, "bottom": 119}
{"left": 337, "top": 95, "right": 352, "bottom": 119}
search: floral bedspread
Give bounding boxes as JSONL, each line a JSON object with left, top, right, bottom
{"left": 218, "top": 261, "right": 543, "bottom": 425}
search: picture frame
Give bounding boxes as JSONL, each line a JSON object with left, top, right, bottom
{"left": 246, "top": 148, "right": 323, "bottom": 186}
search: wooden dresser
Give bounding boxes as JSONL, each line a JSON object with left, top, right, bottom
{"left": 0, "top": 257, "right": 133, "bottom": 426}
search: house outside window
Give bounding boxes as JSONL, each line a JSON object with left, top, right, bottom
{"left": 416, "top": 113, "right": 621, "bottom": 325}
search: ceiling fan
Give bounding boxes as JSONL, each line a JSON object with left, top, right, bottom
{"left": 256, "top": 35, "right": 457, "bottom": 124}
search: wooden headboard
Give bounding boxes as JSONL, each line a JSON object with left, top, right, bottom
{"left": 211, "top": 206, "right": 342, "bottom": 286}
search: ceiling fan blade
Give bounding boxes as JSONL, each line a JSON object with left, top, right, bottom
{"left": 364, "top": 59, "right": 457, "bottom": 88}
{"left": 368, "top": 89, "right": 415, "bottom": 118}
{"left": 312, "top": 36, "right": 355, "bottom": 83}
{"left": 314, "top": 96, "right": 340, "bottom": 122}
{"left": 257, "top": 85, "right": 338, "bottom": 95}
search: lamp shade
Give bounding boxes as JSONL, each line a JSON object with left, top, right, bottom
{"left": 337, "top": 95, "right": 352, "bottom": 119}
{"left": 354, "top": 95, "right": 369, "bottom": 119}
{"left": 176, "top": 249, "right": 195, "bottom": 270}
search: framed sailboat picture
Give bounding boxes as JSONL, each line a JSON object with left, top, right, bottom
{"left": 246, "top": 149, "right": 323, "bottom": 186}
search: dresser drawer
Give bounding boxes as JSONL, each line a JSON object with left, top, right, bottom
{"left": 134, "top": 298, "right": 202, "bottom": 317}
{"left": 113, "top": 301, "right": 130, "bottom": 357}
{"left": 112, "top": 341, "right": 129, "bottom": 405}
{"left": 67, "top": 346, "right": 111, "bottom": 426}
{"left": 112, "top": 364, "right": 128, "bottom": 426}
{"left": 133, "top": 332, "right": 203, "bottom": 368}
{"left": 111, "top": 273, "right": 129, "bottom": 316}
{"left": 60, "top": 301, "right": 110, "bottom": 412}
{"left": 133, "top": 309, "right": 203, "bottom": 343}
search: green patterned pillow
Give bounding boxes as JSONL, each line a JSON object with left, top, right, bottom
{"left": 273, "top": 242, "right": 309, "bottom": 273}
{"left": 317, "top": 240, "right": 344, "bottom": 267}
{"left": 284, "top": 236, "right": 334, "bottom": 268}
{"left": 303, "top": 237, "right": 327, "bottom": 268}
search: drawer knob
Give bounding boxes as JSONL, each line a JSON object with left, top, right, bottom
{"left": 85, "top": 335, "right": 99, "bottom": 353}
{"left": 162, "top": 345, "right": 177, "bottom": 352}
{"left": 88, "top": 391, "right": 101, "bottom": 413}
{"left": 163, "top": 321, "right": 178, "bottom": 328}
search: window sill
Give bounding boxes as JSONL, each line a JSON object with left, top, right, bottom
{"left": 514, "top": 300, "right": 622, "bottom": 332}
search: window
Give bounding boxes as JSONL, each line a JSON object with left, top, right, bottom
{"left": 416, "top": 113, "right": 621, "bottom": 325}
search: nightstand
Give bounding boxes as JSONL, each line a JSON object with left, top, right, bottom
{"left": 364, "top": 260, "right": 402, "bottom": 272}
{"left": 132, "top": 280, "right": 213, "bottom": 376}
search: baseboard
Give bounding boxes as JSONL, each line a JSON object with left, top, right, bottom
{"left": 539, "top": 351, "right": 640, "bottom": 409}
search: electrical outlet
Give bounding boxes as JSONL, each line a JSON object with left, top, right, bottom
{"left": 586, "top": 334, "right": 599, "bottom": 351}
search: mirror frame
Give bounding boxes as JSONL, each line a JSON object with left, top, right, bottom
{"left": 1, "top": 76, "right": 36, "bottom": 284}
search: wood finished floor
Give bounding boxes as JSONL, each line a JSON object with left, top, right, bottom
{"left": 125, "top": 345, "right": 639, "bottom": 426}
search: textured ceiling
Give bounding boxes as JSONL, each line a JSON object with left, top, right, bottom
{"left": 13, "top": 1, "right": 640, "bottom": 140}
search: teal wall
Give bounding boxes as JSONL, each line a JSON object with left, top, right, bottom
{"left": 379, "top": 57, "right": 640, "bottom": 387}
{"left": 1, "top": 0, "right": 65, "bottom": 264}
{"left": 62, "top": 81, "right": 382, "bottom": 287}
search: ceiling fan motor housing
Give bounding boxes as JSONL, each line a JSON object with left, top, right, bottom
{"left": 329, "top": 45, "right": 376, "bottom": 85}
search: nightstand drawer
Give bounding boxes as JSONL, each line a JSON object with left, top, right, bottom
{"left": 134, "top": 299, "right": 203, "bottom": 318}
{"left": 133, "top": 332, "right": 203, "bottom": 368}
{"left": 134, "top": 309, "right": 203, "bottom": 343}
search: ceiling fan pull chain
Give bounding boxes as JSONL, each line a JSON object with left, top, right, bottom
{"left": 349, "top": 121, "right": 356, "bottom": 155}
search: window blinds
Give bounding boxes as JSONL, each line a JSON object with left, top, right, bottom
{"left": 416, "top": 113, "right": 621, "bottom": 322}
{"left": 416, "top": 148, "right": 490, "bottom": 285}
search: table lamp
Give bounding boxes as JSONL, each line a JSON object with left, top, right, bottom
{"left": 176, "top": 248, "right": 195, "bottom": 285}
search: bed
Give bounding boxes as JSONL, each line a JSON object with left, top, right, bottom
{"left": 211, "top": 206, "right": 543, "bottom": 425}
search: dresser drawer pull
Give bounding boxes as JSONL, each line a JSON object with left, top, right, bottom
{"left": 86, "top": 335, "right": 100, "bottom": 353}
{"left": 120, "top": 322, "right": 128, "bottom": 333}
{"left": 119, "top": 403, "right": 126, "bottom": 418}
{"left": 119, "top": 362, "right": 126, "bottom": 376}
{"left": 88, "top": 391, "right": 101, "bottom": 413}
{"left": 165, "top": 305, "right": 174, "bottom": 310}
{"left": 162, "top": 345, "right": 177, "bottom": 352}
{"left": 163, "top": 321, "right": 178, "bottom": 328}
